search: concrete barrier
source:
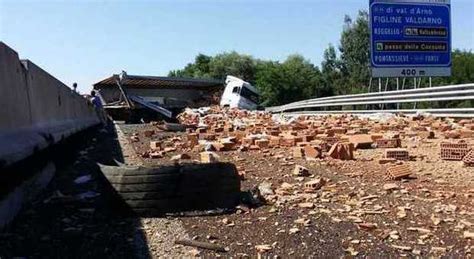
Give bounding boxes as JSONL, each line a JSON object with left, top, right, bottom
{"left": 0, "top": 42, "right": 100, "bottom": 168}
{"left": 0, "top": 162, "right": 55, "bottom": 229}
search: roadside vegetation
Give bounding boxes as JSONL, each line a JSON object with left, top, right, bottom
{"left": 169, "top": 11, "right": 474, "bottom": 107}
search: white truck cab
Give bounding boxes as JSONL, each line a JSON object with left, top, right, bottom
{"left": 220, "top": 75, "right": 260, "bottom": 110}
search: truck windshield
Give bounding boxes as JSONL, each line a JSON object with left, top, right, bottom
{"left": 240, "top": 86, "right": 259, "bottom": 104}
{"left": 232, "top": 86, "right": 240, "bottom": 94}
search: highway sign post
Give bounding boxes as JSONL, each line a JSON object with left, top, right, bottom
{"left": 370, "top": 0, "right": 451, "bottom": 77}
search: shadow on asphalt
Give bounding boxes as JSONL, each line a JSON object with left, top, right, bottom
{"left": 0, "top": 123, "right": 152, "bottom": 258}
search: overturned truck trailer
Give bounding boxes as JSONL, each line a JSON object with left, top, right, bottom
{"left": 93, "top": 72, "right": 224, "bottom": 122}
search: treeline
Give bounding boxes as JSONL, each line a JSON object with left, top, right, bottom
{"left": 169, "top": 11, "right": 474, "bottom": 106}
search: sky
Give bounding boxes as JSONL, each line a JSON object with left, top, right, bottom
{"left": 1, "top": 0, "right": 473, "bottom": 93}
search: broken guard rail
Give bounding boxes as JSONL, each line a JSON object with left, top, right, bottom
{"left": 266, "top": 83, "right": 474, "bottom": 118}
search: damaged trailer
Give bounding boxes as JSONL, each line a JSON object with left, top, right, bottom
{"left": 93, "top": 71, "right": 224, "bottom": 122}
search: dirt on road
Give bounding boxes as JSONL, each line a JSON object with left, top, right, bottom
{"left": 1, "top": 108, "right": 473, "bottom": 258}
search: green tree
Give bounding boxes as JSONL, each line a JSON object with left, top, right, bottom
{"left": 255, "top": 55, "right": 324, "bottom": 106}
{"left": 168, "top": 10, "right": 473, "bottom": 108}
{"left": 168, "top": 53, "right": 212, "bottom": 78}
{"left": 208, "top": 51, "right": 257, "bottom": 81}
{"left": 321, "top": 44, "right": 342, "bottom": 95}
{"left": 338, "top": 10, "right": 370, "bottom": 93}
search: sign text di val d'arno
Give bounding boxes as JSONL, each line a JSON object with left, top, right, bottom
{"left": 370, "top": 0, "right": 451, "bottom": 77}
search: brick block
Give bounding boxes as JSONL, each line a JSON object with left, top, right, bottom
{"left": 443, "top": 130, "right": 461, "bottom": 139}
{"left": 187, "top": 133, "right": 199, "bottom": 147}
{"left": 304, "top": 178, "right": 326, "bottom": 192}
{"left": 296, "top": 141, "right": 309, "bottom": 147}
{"left": 463, "top": 150, "right": 474, "bottom": 166}
{"left": 386, "top": 164, "right": 411, "bottom": 180}
{"left": 325, "top": 129, "right": 336, "bottom": 136}
{"left": 440, "top": 142, "right": 470, "bottom": 160}
{"left": 143, "top": 130, "right": 155, "bottom": 137}
{"left": 440, "top": 142, "right": 468, "bottom": 149}
{"left": 328, "top": 142, "right": 354, "bottom": 160}
{"left": 281, "top": 136, "right": 297, "bottom": 147}
{"left": 269, "top": 136, "right": 281, "bottom": 147}
{"left": 249, "top": 144, "right": 260, "bottom": 150}
{"left": 301, "top": 134, "right": 314, "bottom": 142}
{"left": 200, "top": 151, "right": 219, "bottom": 163}
{"left": 384, "top": 148, "right": 409, "bottom": 160}
{"left": 150, "top": 141, "right": 161, "bottom": 150}
{"left": 418, "top": 131, "right": 435, "bottom": 139}
{"left": 212, "top": 127, "right": 224, "bottom": 133}
{"left": 349, "top": 134, "right": 373, "bottom": 149}
{"left": 304, "top": 145, "right": 321, "bottom": 159}
{"left": 439, "top": 124, "right": 452, "bottom": 132}
{"left": 150, "top": 151, "right": 164, "bottom": 159}
{"left": 378, "top": 158, "right": 397, "bottom": 164}
{"left": 211, "top": 142, "right": 227, "bottom": 151}
{"left": 460, "top": 129, "right": 474, "bottom": 138}
{"left": 370, "top": 134, "right": 384, "bottom": 142}
{"left": 196, "top": 128, "right": 207, "bottom": 133}
{"left": 267, "top": 130, "right": 280, "bottom": 136}
{"left": 293, "top": 165, "right": 310, "bottom": 176}
{"left": 332, "top": 127, "right": 347, "bottom": 134}
{"left": 376, "top": 138, "right": 401, "bottom": 148}
{"left": 293, "top": 147, "right": 304, "bottom": 158}
{"left": 322, "top": 137, "right": 339, "bottom": 146}
{"left": 202, "top": 133, "right": 216, "bottom": 141}
{"left": 220, "top": 141, "right": 235, "bottom": 151}
{"left": 255, "top": 139, "right": 269, "bottom": 149}
{"left": 242, "top": 137, "right": 255, "bottom": 146}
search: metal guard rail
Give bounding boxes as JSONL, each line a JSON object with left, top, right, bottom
{"left": 266, "top": 83, "right": 474, "bottom": 116}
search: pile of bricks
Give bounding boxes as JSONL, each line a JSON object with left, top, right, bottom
{"left": 137, "top": 107, "right": 473, "bottom": 167}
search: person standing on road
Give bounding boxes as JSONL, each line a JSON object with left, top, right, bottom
{"left": 90, "top": 90, "right": 107, "bottom": 126}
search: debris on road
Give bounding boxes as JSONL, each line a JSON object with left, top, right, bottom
{"left": 175, "top": 239, "right": 228, "bottom": 253}
{"left": 116, "top": 106, "right": 473, "bottom": 257}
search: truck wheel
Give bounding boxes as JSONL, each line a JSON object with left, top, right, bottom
{"left": 98, "top": 162, "right": 241, "bottom": 216}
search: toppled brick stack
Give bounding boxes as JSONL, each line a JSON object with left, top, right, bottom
{"left": 386, "top": 164, "right": 411, "bottom": 180}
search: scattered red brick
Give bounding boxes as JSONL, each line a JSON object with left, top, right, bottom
{"left": 150, "top": 151, "right": 164, "bottom": 159}
{"left": 293, "top": 165, "right": 310, "bottom": 176}
{"left": 384, "top": 148, "right": 409, "bottom": 160}
{"left": 386, "top": 164, "right": 411, "bottom": 180}
{"left": 150, "top": 141, "right": 161, "bottom": 150}
{"left": 171, "top": 153, "right": 191, "bottom": 161}
{"left": 440, "top": 142, "right": 470, "bottom": 161}
{"left": 462, "top": 150, "right": 474, "bottom": 166}
{"left": 376, "top": 138, "right": 401, "bottom": 148}
{"left": 304, "top": 178, "right": 326, "bottom": 192}
{"left": 328, "top": 142, "right": 354, "bottom": 160}
{"left": 255, "top": 139, "right": 269, "bottom": 149}
{"left": 293, "top": 147, "right": 304, "bottom": 158}
{"left": 200, "top": 151, "right": 219, "bottom": 163}
{"left": 304, "top": 145, "right": 321, "bottom": 159}
{"left": 349, "top": 134, "right": 373, "bottom": 149}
